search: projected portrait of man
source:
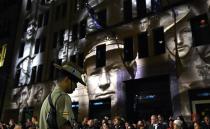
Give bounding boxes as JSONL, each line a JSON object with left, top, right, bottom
{"left": 84, "top": 37, "right": 136, "bottom": 116}
{"left": 161, "top": 3, "right": 210, "bottom": 117}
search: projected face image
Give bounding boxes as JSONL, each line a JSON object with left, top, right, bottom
{"left": 139, "top": 18, "right": 150, "bottom": 32}
{"left": 165, "top": 21, "right": 192, "bottom": 59}
{"left": 17, "top": 86, "right": 30, "bottom": 108}
{"left": 85, "top": 42, "right": 133, "bottom": 108}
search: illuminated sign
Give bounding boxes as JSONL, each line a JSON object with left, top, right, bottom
{"left": 0, "top": 44, "right": 7, "bottom": 67}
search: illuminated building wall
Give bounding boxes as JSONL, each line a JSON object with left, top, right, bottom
{"left": 2, "top": 0, "right": 210, "bottom": 122}
{"left": 0, "top": 44, "right": 7, "bottom": 67}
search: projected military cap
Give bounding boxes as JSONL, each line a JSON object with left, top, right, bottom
{"left": 84, "top": 37, "right": 124, "bottom": 60}
{"left": 54, "top": 62, "right": 86, "bottom": 85}
{"left": 159, "top": 4, "right": 191, "bottom": 32}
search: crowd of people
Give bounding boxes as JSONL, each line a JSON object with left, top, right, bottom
{"left": 0, "top": 114, "right": 209, "bottom": 129}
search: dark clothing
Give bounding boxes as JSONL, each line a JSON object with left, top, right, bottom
{"left": 148, "top": 124, "right": 166, "bottom": 129}
{"left": 202, "top": 123, "right": 210, "bottom": 129}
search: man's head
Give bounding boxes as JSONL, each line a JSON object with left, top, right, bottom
{"left": 157, "top": 114, "right": 164, "bottom": 123}
{"left": 84, "top": 37, "right": 136, "bottom": 109}
{"left": 150, "top": 115, "right": 158, "bottom": 124}
{"left": 54, "top": 63, "right": 85, "bottom": 93}
{"left": 173, "top": 120, "right": 183, "bottom": 129}
{"left": 204, "top": 115, "right": 210, "bottom": 125}
{"left": 161, "top": 5, "right": 192, "bottom": 60}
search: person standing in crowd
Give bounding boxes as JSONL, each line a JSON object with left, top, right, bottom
{"left": 202, "top": 115, "right": 210, "bottom": 129}
{"left": 167, "top": 119, "right": 174, "bottom": 129}
{"left": 193, "top": 122, "right": 202, "bottom": 129}
{"left": 189, "top": 113, "right": 201, "bottom": 129}
{"left": 8, "top": 119, "right": 16, "bottom": 129}
{"left": 149, "top": 115, "right": 165, "bottom": 129}
{"left": 176, "top": 115, "right": 188, "bottom": 129}
{"left": 31, "top": 116, "right": 39, "bottom": 129}
{"left": 39, "top": 63, "right": 85, "bottom": 129}
{"left": 158, "top": 114, "right": 168, "bottom": 129}
{"left": 112, "top": 116, "right": 125, "bottom": 129}
{"left": 173, "top": 120, "right": 182, "bottom": 129}
{"left": 136, "top": 120, "right": 147, "bottom": 129}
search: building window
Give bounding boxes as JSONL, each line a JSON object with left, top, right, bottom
{"left": 77, "top": 52, "right": 84, "bottom": 68}
{"left": 123, "top": 37, "right": 134, "bottom": 61}
{"left": 30, "top": 66, "right": 37, "bottom": 84}
{"left": 136, "top": 0, "right": 147, "bottom": 18}
{"left": 72, "top": 24, "right": 78, "bottom": 41}
{"left": 138, "top": 32, "right": 149, "bottom": 58}
{"left": 40, "top": 0, "right": 45, "bottom": 5}
{"left": 79, "top": 18, "right": 87, "bottom": 39}
{"left": 40, "top": 37, "right": 46, "bottom": 52}
{"left": 152, "top": 26, "right": 165, "bottom": 55}
{"left": 34, "top": 38, "right": 40, "bottom": 54}
{"left": 49, "top": 61, "right": 55, "bottom": 80}
{"left": 79, "top": 0, "right": 85, "bottom": 10}
{"left": 123, "top": 0, "right": 132, "bottom": 21}
{"left": 55, "top": 5, "right": 61, "bottom": 20}
{"left": 44, "top": 11, "right": 49, "bottom": 26}
{"left": 62, "top": 2, "right": 67, "bottom": 18}
{"left": 19, "top": 42, "right": 25, "bottom": 58}
{"left": 70, "top": 55, "right": 76, "bottom": 63}
{"left": 54, "top": 59, "right": 62, "bottom": 79}
{"left": 36, "top": 64, "right": 43, "bottom": 82}
{"left": 59, "top": 30, "right": 64, "bottom": 46}
{"left": 26, "top": 0, "right": 31, "bottom": 11}
{"left": 53, "top": 32, "right": 58, "bottom": 48}
{"left": 97, "top": 9, "right": 106, "bottom": 27}
{"left": 23, "top": 19, "right": 29, "bottom": 34}
{"left": 38, "top": 14, "right": 43, "bottom": 28}
{"left": 15, "top": 69, "right": 21, "bottom": 86}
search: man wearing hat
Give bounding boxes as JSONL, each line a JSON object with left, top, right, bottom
{"left": 84, "top": 37, "right": 137, "bottom": 117}
{"left": 39, "top": 62, "right": 85, "bottom": 129}
{"left": 161, "top": 2, "right": 210, "bottom": 119}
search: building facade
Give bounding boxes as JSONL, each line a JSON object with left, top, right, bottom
{"left": 2, "top": 0, "right": 210, "bottom": 122}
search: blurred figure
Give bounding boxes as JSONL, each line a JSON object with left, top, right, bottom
{"left": 176, "top": 116, "right": 188, "bottom": 129}
{"left": 202, "top": 115, "right": 210, "bottom": 129}
{"left": 149, "top": 115, "right": 166, "bottom": 129}
{"left": 112, "top": 116, "right": 125, "bottom": 129}
{"left": 101, "top": 122, "right": 109, "bottom": 129}
{"left": 173, "top": 120, "right": 183, "bottom": 129}
{"left": 193, "top": 122, "right": 201, "bottom": 129}
{"left": 25, "top": 118, "right": 32, "bottom": 129}
{"left": 167, "top": 119, "right": 174, "bottom": 129}
{"left": 31, "top": 116, "right": 39, "bottom": 129}
{"left": 137, "top": 120, "right": 146, "bottom": 129}
{"left": 158, "top": 114, "right": 168, "bottom": 129}
{"left": 87, "top": 119, "right": 95, "bottom": 129}
{"left": 8, "top": 119, "right": 15, "bottom": 129}
{"left": 82, "top": 117, "right": 89, "bottom": 129}
{"left": 14, "top": 125, "right": 22, "bottom": 129}
{"left": 189, "top": 113, "right": 201, "bottom": 129}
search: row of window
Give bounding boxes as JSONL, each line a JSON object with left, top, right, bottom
{"left": 96, "top": 27, "right": 165, "bottom": 68}
{"left": 15, "top": 64, "right": 43, "bottom": 86}
{"left": 18, "top": 36, "right": 46, "bottom": 58}
{"left": 38, "top": 11, "right": 49, "bottom": 28}
{"left": 15, "top": 59, "right": 62, "bottom": 86}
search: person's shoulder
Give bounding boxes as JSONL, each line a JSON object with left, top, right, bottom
{"left": 57, "top": 93, "right": 71, "bottom": 101}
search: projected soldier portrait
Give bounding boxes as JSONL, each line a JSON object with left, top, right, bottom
{"left": 84, "top": 37, "right": 136, "bottom": 116}
{"left": 162, "top": 3, "right": 210, "bottom": 118}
